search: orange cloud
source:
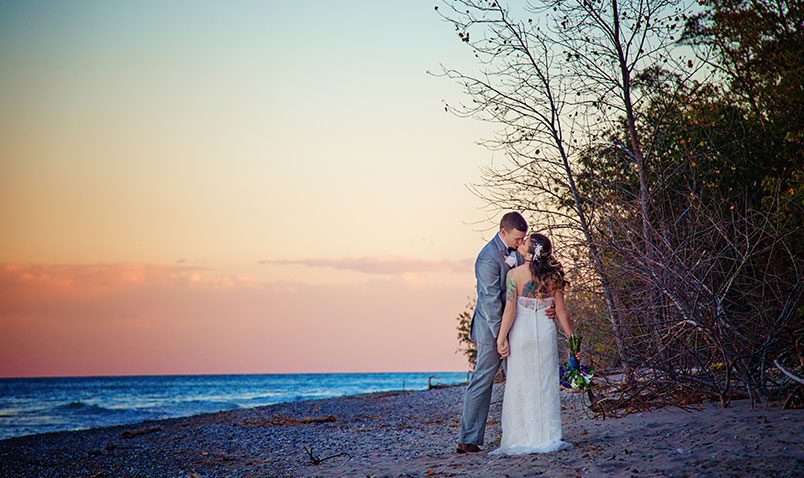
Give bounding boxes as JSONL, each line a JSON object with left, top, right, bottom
{"left": 258, "top": 256, "right": 473, "bottom": 275}
{"left": 0, "top": 263, "right": 473, "bottom": 377}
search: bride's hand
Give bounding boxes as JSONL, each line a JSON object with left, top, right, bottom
{"left": 497, "top": 337, "right": 510, "bottom": 358}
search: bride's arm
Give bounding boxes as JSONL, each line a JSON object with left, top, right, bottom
{"left": 496, "top": 270, "right": 518, "bottom": 357}
{"left": 552, "top": 289, "right": 575, "bottom": 337}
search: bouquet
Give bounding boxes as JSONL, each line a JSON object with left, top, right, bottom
{"left": 567, "top": 335, "right": 582, "bottom": 370}
{"left": 559, "top": 335, "right": 594, "bottom": 392}
{"left": 559, "top": 363, "right": 594, "bottom": 392}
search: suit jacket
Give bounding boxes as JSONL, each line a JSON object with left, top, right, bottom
{"left": 470, "top": 234, "right": 524, "bottom": 345}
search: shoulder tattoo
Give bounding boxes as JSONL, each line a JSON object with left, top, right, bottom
{"left": 506, "top": 275, "right": 517, "bottom": 301}
{"left": 523, "top": 281, "right": 539, "bottom": 298}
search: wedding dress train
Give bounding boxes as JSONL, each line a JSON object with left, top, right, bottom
{"left": 490, "top": 296, "right": 574, "bottom": 455}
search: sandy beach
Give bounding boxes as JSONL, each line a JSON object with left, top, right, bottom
{"left": 1, "top": 383, "right": 801, "bottom": 477}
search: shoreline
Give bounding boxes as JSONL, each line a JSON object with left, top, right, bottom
{"left": 0, "top": 382, "right": 458, "bottom": 445}
{"left": 0, "top": 381, "right": 469, "bottom": 444}
{"left": 1, "top": 383, "right": 801, "bottom": 477}
{"left": 0, "top": 372, "right": 469, "bottom": 443}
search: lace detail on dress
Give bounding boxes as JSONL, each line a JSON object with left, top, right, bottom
{"left": 490, "top": 296, "right": 573, "bottom": 455}
{"left": 516, "top": 296, "right": 554, "bottom": 311}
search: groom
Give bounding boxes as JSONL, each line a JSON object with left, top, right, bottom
{"left": 457, "top": 212, "right": 552, "bottom": 453}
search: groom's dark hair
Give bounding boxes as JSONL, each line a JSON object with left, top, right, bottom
{"left": 500, "top": 212, "right": 528, "bottom": 232}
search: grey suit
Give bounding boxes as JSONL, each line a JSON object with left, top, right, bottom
{"left": 459, "top": 233, "right": 522, "bottom": 445}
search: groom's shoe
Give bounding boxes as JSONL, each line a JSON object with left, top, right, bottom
{"left": 456, "top": 443, "right": 482, "bottom": 454}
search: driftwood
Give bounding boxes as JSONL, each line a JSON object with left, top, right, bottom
{"left": 120, "top": 426, "right": 162, "bottom": 439}
{"left": 244, "top": 415, "right": 337, "bottom": 427}
{"left": 584, "top": 372, "right": 713, "bottom": 419}
{"left": 303, "top": 446, "right": 351, "bottom": 465}
{"left": 427, "top": 376, "right": 456, "bottom": 390}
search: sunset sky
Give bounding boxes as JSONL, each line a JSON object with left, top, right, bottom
{"left": 0, "top": 1, "right": 511, "bottom": 377}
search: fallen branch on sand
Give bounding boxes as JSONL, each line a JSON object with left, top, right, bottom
{"left": 428, "top": 376, "right": 456, "bottom": 390}
{"left": 245, "top": 415, "right": 337, "bottom": 427}
{"left": 586, "top": 375, "right": 710, "bottom": 419}
{"left": 303, "top": 445, "right": 351, "bottom": 465}
{"left": 120, "top": 426, "right": 162, "bottom": 439}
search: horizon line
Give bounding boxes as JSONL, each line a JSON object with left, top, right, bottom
{"left": 0, "top": 369, "right": 470, "bottom": 380}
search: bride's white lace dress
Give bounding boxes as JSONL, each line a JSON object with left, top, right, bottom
{"left": 490, "top": 296, "right": 574, "bottom": 455}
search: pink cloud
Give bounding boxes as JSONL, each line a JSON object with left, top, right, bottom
{"left": 258, "top": 256, "right": 473, "bottom": 275}
{"left": 0, "top": 263, "right": 474, "bottom": 377}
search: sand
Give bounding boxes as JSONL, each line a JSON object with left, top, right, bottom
{"left": 0, "top": 383, "right": 801, "bottom": 477}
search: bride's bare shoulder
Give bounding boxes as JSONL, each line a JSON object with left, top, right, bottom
{"left": 510, "top": 265, "right": 531, "bottom": 282}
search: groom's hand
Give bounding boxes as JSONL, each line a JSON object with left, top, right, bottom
{"left": 545, "top": 303, "right": 557, "bottom": 319}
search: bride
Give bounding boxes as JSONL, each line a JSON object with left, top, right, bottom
{"left": 491, "top": 233, "right": 577, "bottom": 455}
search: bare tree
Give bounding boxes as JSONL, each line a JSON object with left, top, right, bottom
{"left": 600, "top": 176, "right": 801, "bottom": 406}
{"left": 435, "top": 0, "right": 705, "bottom": 377}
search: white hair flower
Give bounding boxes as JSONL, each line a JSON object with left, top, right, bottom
{"left": 532, "top": 243, "right": 543, "bottom": 260}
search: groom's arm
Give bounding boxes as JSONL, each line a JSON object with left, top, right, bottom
{"left": 476, "top": 255, "right": 503, "bottom": 338}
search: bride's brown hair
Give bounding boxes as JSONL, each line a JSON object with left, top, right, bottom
{"left": 528, "top": 233, "right": 568, "bottom": 296}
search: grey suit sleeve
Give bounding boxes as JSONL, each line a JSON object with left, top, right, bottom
{"left": 476, "top": 254, "right": 503, "bottom": 339}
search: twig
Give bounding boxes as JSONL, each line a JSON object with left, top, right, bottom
{"left": 120, "top": 426, "right": 162, "bottom": 439}
{"left": 303, "top": 446, "right": 351, "bottom": 465}
{"left": 773, "top": 360, "right": 804, "bottom": 385}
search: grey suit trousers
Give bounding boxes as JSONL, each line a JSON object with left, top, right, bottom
{"left": 459, "top": 234, "right": 518, "bottom": 446}
{"left": 459, "top": 342, "right": 504, "bottom": 445}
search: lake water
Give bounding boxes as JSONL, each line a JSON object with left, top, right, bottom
{"left": 0, "top": 371, "right": 468, "bottom": 440}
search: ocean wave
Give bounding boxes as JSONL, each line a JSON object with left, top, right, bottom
{"left": 52, "top": 401, "right": 124, "bottom": 415}
{"left": 155, "top": 400, "right": 243, "bottom": 415}
{"left": 0, "top": 409, "right": 21, "bottom": 418}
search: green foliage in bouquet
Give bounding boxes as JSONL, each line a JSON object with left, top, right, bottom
{"left": 567, "top": 335, "right": 582, "bottom": 355}
{"left": 561, "top": 335, "right": 594, "bottom": 391}
{"left": 560, "top": 364, "right": 595, "bottom": 392}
